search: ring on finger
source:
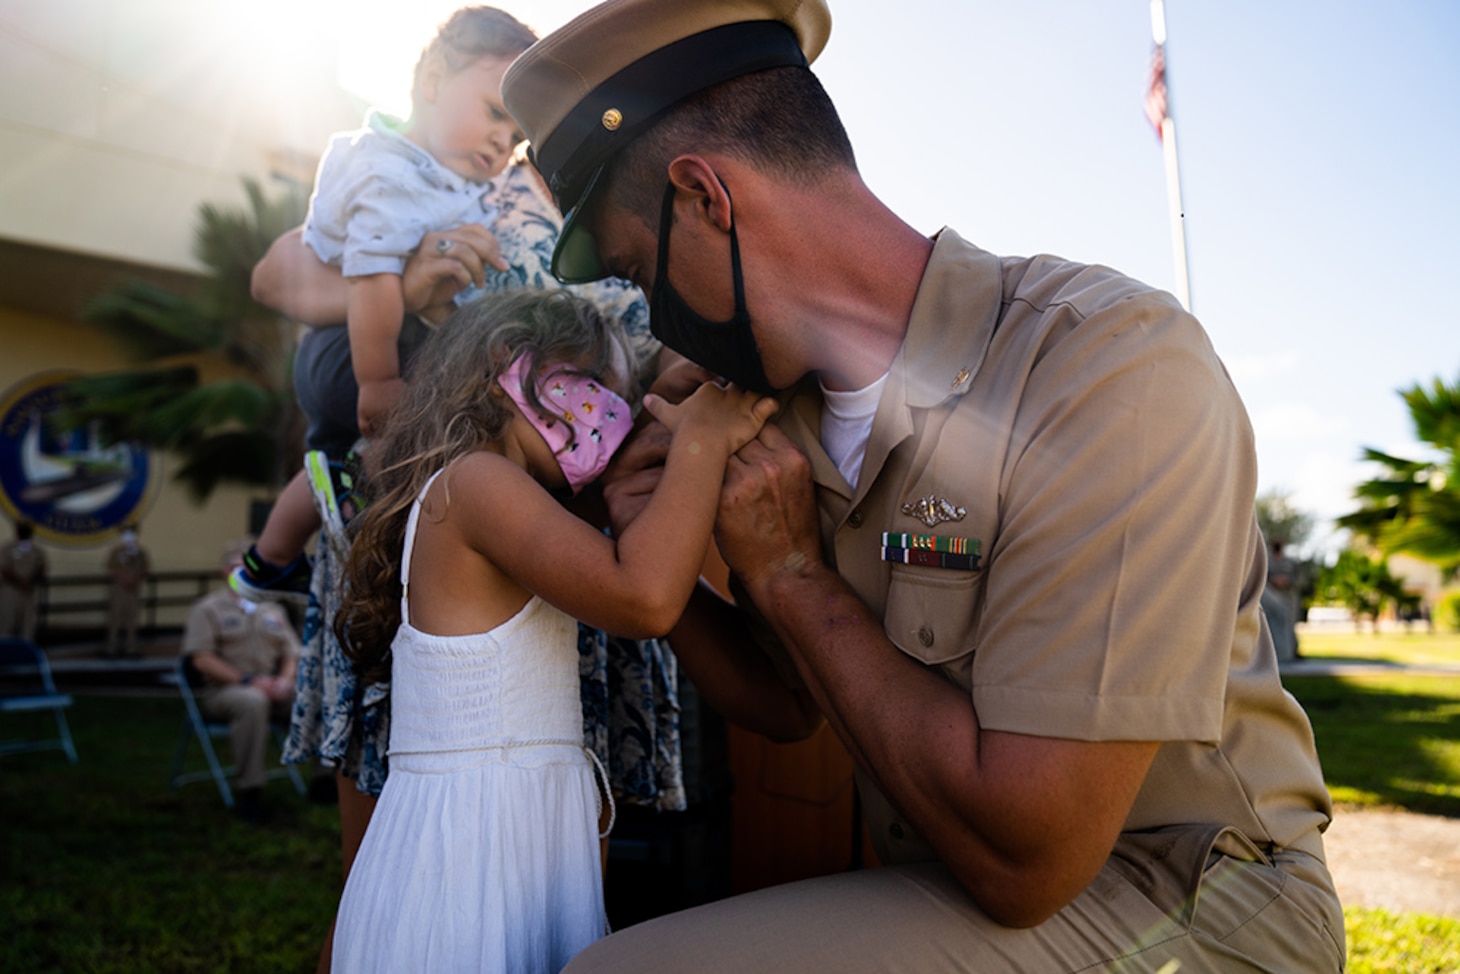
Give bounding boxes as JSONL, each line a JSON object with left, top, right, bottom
{"left": 435, "top": 238, "right": 454, "bottom": 254}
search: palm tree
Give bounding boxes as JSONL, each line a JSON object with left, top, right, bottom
{"left": 1337, "top": 373, "right": 1460, "bottom": 581}
{"left": 1315, "top": 548, "right": 1413, "bottom": 634}
{"left": 55, "top": 178, "right": 307, "bottom": 501}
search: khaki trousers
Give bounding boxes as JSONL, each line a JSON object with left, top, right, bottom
{"left": 568, "top": 826, "right": 1345, "bottom": 973}
{"left": 106, "top": 588, "right": 142, "bottom": 656}
{"left": 0, "top": 587, "right": 39, "bottom": 641}
{"left": 200, "top": 684, "right": 292, "bottom": 790}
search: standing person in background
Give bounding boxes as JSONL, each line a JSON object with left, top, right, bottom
{"left": 104, "top": 522, "right": 149, "bottom": 658}
{"left": 0, "top": 520, "right": 46, "bottom": 642}
{"left": 1263, "top": 539, "right": 1301, "bottom": 662}
{"left": 502, "top": 1, "right": 1344, "bottom": 970}
{"left": 183, "top": 540, "right": 300, "bottom": 824}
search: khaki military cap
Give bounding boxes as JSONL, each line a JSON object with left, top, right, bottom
{"left": 502, "top": 0, "right": 831, "bottom": 283}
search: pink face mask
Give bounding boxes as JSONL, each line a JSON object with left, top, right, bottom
{"left": 499, "top": 355, "right": 634, "bottom": 494}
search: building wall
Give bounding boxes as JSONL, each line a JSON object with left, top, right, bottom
{"left": 0, "top": 302, "right": 268, "bottom": 582}
{"left": 1, "top": 0, "right": 361, "bottom": 608}
{"left": 0, "top": 0, "right": 359, "bottom": 272}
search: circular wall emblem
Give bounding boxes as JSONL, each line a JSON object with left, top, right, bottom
{"left": 0, "top": 371, "right": 158, "bottom": 545}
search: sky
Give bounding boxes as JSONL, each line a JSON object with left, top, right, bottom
{"left": 331, "top": 0, "right": 1460, "bottom": 557}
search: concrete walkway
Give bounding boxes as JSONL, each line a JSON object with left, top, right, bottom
{"left": 1283, "top": 654, "right": 1460, "bottom": 917}
{"left": 1326, "top": 806, "right": 1460, "bottom": 918}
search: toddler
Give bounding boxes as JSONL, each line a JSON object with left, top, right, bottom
{"left": 233, "top": 7, "right": 554, "bottom": 601}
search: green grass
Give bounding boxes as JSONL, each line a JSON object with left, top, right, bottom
{"left": 4, "top": 632, "right": 1460, "bottom": 972}
{"left": 1344, "top": 908, "right": 1460, "bottom": 974}
{"left": 1, "top": 695, "right": 340, "bottom": 973}
{"left": 1282, "top": 631, "right": 1460, "bottom": 973}
{"left": 1298, "top": 628, "right": 1460, "bottom": 668}
{"left": 1284, "top": 672, "right": 1460, "bottom": 814}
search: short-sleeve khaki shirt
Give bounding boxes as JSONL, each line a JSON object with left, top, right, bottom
{"left": 182, "top": 587, "right": 300, "bottom": 680}
{"left": 1, "top": 540, "right": 46, "bottom": 587}
{"left": 771, "top": 229, "right": 1332, "bottom": 867}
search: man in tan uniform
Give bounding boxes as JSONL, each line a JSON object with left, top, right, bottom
{"left": 503, "top": 1, "right": 1344, "bottom": 970}
{"left": 182, "top": 541, "right": 299, "bottom": 822}
{"left": 104, "top": 523, "right": 150, "bottom": 658}
{"left": 0, "top": 520, "right": 46, "bottom": 641}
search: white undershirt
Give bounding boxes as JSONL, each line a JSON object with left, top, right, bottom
{"left": 819, "top": 371, "right": 889, "bottom": 491}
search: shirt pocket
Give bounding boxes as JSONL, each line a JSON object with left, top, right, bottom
{"left": 883, "top": 564, "right": 983, "bottom": 666}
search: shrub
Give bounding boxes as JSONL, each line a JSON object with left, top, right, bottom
{"left": 1436, "top": 589, "right": 1460, "bottom": 633}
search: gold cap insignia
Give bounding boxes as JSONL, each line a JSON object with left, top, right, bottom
{"left": 601, "top": 108, "right": 623, "bottom": 131}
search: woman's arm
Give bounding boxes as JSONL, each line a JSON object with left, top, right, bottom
{"left": 250, "top": 226, "right": 509, "bottom": 325}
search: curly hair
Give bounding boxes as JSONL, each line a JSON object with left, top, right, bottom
{"left": 335, "top": 289, "right": 634, "bottom": 683}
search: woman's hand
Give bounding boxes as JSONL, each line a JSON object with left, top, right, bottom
{"left": 405, "top": 225, "right": 508, "bottom": 321}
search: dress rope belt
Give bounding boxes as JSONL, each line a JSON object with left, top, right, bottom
{"left": 388, "top": 738, "right": 616, "bottom": 837}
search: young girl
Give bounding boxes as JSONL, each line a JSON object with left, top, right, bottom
{"left": 329, "top": 290, "right": 775, "bottom": 973}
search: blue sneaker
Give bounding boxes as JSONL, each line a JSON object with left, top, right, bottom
{"left": 306, "top": 449, "right": 365, "bottom": 565}
{"left": 229, "top": 547, "right": 312, "bottom": 605}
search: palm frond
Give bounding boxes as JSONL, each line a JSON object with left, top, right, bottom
{"left": 172, "top": 430, "right": 282, "bottom": 501}
{"left": 83, "top": 283, "right": 227, "bottom": 359}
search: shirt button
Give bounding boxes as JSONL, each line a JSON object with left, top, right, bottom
{"left": 889, "top": 823, "right": 904, "bottom": 840}
{"left": 847, "top": 510, "right": 864, "bottom": 528}
{"left": 918, "top": 626, "right": 934, "bottom": 648}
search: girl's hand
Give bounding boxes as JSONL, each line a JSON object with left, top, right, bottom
{"left": 641, "top": 382, "right": 779, "bottom": 457}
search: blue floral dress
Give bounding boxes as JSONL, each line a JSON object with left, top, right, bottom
{"left": 284, "top": 157, "right": 685, "bottom": 811}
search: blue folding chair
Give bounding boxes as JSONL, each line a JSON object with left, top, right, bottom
{"left": 0, "top": 637, "right": 78, "bottom": 764}
{"left": 166, "top": 654, "right": 304, "bottom": 808}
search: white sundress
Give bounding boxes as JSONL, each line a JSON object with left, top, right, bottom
{"left": 332, "top": 471, "right": 609, "bottom": 973}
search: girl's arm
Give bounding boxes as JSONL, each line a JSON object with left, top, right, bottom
{"left": 453, "top": 385, "right": 777, "bottom": 638}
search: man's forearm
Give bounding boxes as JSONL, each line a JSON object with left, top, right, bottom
{"left": 741, "top": 559, "right": 1156, "bottom": 928}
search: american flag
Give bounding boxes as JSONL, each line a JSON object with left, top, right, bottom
{"left": 1145, "top": 44, "right": 1168, "bottom": 140}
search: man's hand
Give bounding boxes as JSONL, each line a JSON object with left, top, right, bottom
{"left": 405, "top": 226, "right": 508, "bottom": 321}
{"left": 600, "top": 359, "right": 717, "bottom": 537}
{"left": 647, "top": 352, "right": 716, "bottom": 403}
{"left": 253, "top": 674, "right": 294, "bottom": 704}
{"left": 716, "top": 424, "right": 822, "bottom": 591}
{"left": 601, "top": 422, "right": 672, "bottom": 538}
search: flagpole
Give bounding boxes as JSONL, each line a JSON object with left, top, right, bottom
{"left": 1149, "top": 0, "right": 1193, "bottom": 312}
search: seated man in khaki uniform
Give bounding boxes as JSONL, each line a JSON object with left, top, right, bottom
{"left": 502, "top": 1, "right": 1344, "bottom": 971}
{"left": 182, "top": 540, "right": 300, "bottom": 822}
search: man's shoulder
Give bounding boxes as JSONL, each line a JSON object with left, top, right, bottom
{"left": 191, "top": 586, "right": 234, "bottom": 614}
{"left": 995, "top": 251, "right": 1171, "bottom": 323}
{"left": 920, "top": 231, "right": 1183, "bottom": 336}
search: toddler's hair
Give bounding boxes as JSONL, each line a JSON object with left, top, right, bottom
{"left": 412, "top": 6, "right": 538, "bottom": 98}
{"left": 336, "top": 289, "right": 634, "bottom": 682}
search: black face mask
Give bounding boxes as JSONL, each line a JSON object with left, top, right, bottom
{"left": 648, "top": 180, "right": 776, "bottom": 393}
